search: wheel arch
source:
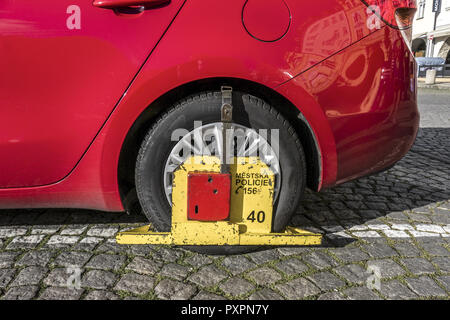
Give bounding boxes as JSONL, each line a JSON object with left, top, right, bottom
{"left": 117, "top": 77, "right": 322, "bottom": 212}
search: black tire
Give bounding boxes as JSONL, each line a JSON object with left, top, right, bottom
{"left": 135, "top": 91, "right": 306, "bottom": 255}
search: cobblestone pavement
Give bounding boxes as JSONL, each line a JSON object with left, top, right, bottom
{"left": 0, "top": 89, "right": 449, "bottom": 300}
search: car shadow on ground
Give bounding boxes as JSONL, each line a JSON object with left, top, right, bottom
{"left": 0, "top": 128, "right": 448, "bottom": 250}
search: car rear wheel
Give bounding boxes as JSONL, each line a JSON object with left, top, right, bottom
{"left": 135, "top": 91, "right": 306, "bottom": 254}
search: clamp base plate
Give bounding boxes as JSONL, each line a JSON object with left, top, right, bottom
{"left": 117, "top": 155, "right": 322, "bottom": 247}
{"left": 116, "top": 223, "right": 322, "bottom": 246}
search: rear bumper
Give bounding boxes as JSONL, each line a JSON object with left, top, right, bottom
{"left": 277, "top": 26, "right": 419, "bottom": 189}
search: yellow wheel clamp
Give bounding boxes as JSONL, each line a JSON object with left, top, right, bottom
{"left": 116, "top": 155, "right": 322, "bottom": 246}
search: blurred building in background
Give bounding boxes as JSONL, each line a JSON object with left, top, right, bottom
{"left": 412, "top": 0, "right": 450, "bottom": 63}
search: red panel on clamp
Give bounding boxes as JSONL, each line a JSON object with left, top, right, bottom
{"left": 187, "top": 173, "right": 230, "bottom": 221}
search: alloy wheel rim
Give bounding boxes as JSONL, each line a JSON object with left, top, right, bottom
{"left": 163, "top": 122, "right": 281, "bottom": 205}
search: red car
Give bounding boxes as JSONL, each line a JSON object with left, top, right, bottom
{"left": 0, "top": 0, "right": 418, "bottom": 235}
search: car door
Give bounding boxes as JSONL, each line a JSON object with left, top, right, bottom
{"left": 0, "top": 0, "right": 185, "bottom": 188}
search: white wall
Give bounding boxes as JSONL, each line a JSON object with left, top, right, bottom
{"left": 436, "top": 0, "right": 450, "bottom": 29}
{"left": 434, "top": 38, "right": 444, "bottom": 56}
{"left": 413, "top": 0, "right": 450, "bottom": 35}
{"left": 413, "top": 0, "right": 435, "bottom": 37}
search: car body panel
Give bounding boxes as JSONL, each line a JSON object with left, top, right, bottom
{"left": 0, "top": 0, "right": 418, "bottom": 211}
{"left": 277, "top": 26, "right": 419, "bottom": 187}
{"left": 0, "top": 0, "right": 185, "bottom": 188}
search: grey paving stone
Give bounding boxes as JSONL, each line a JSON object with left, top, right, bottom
{"left": 43, "top": 268, "right": 71, "bottom": 287}
{"left": 11, "top": 266, "right": 47, "bottom": 286}
{"left": 114, "top": 273, "right": 154, "bottom": 295}
{"left": 184, "top": 254, "right": 213, "bottom": 268}
{"left": 0, "top": 228, "right": 28, "bottom": 238}
{"left": 275, "top": 258, "right": 308, "bottom": 276}
{"left": 302, "top": 251, "right": 338, "bottom": 269}
{"left": 82, "top": 270, "right": 117, "bottom": 290}
{"left": 0, "top": 252, "right": 19, "bottom": 268}
{"left": 249, "top": 288, "right": 283, "bottom": 300}
{"left": 276, "top": 277, "right": 320, "bottom": 299}
{"left": 192, "top": 291, "right": 226, "bottom": 300}
{"left": 31, "top": 226, "right": 60, "bottom": 235}
{"left": 60, "top": 225, "right": 88, "bottom": 235}
{"left": 87, "top": 226, "right": 118, "bottom": 237}
{"left": 247, "top": 249, "right": 280, "bottom": 264}
{"left": 342, "top": 286, "right": 382, "bottom": 300}
{"left": 367, "top": 259, "right": 406, "bottom": 278}
{"left": 95, "top": 242, "right": 128, "bottom": 254}
{"left": 430, "top": 213, "right": 450, "bottom": 224}
{"left": 385, "top": 211, "right": 410, "bottom": 222}
{"left": 392, "top": 241, "right": 422, "bottom": 257}
{"left": 52, "top": 251, "right": 92, "bottom": 268}
{"left": 152, "top": 248, "right": 184, "bottom": 264}
{"left": 247, "top": 267, "right": 282, "bottom": 286}
{"left": 346, "top": 201, "right": 369, "bottom": 211}
{"left": 188, "top": 265, "right": 228, "bottom": 288}
{"left": 362, "top": 242, "right": 398, "bottom": 259}
{"left": 437, "top": 203, "right": 450, "bottom": 211}
{"left": 359, "top": 210, "right": 385, "bottom": 220}
{"left": 405, "top": 276, "right": 447, "bottom": 297}
{"left": 328, "top": 201, "right": 349, "bottom": 211}
{"left": 221, "top": 255, "right": 256, "bottom": 275}
{"left": 154, "top": 279, "right": 197, "bottom": 300}
{"left": 0, "top": 269, "right": 16, "bottom": 289}
{"left": 127, "top": 245, "right": 155, "bottom": 257}
{"left": 417, "top": 239, "right": 449, "bottom": 256}
{"left": 333, "top": 264, "right": 369, "bottom": 285}
{"left": 159, "top": 263, "right": 191, "bottom": 280}
{"left": 330, "top": 247, "right": 370, "bottom": 263}
{"left": 74, "top": 237, "right": 103, "bottom": 251}
{"left": 85, "top": 253, "right": 125, "bottom": 271}
{"left": 366, "top": 202, "right": 389, "bottom": 211}
{"left": 400, "top": 257, "right": 437, "bottom": 275}
{"left": 7, "top": 235, "right": 45, "bottom": 250}
{"left": 15, "top": 250, "right": 54, "bottom": 267}
{"left": 307, "top": 271, "right": 346, "bottom": 291}
{"left": 219, "top": 277, "right": 254, "bottom": 297}
{"left": 126, "top": 256, "right": 162, "bottom": 276}
{"left": 45, "top": 235, "right": 79, "bottom": 248}
{"left": 84, "top": 290, "right": 120, "bottom": 300}
{"left": 2, "top": 285, "right": 39, "bottom": 300}
{"left": 436, "top": 275, "right": 450, "bottom": 291}
{"left": 407, "top": 212, "right": 432, "bottom": 223}
{"left": 333, "top": 209, "right": 360, "bottom": 220}
{"left": 317, "top": 291, "right": 346, "bottom": 300}
{"left": 276, "top": 247, "right": 310, "bottom": 256}
{"left": 39, "top": 287, "right": 84, "bottom": 300}
{"left": 304, "top": 209, "right": 339, "bottom": 224}
{"left": 431, "top": 256, "right": 450, "bottom": 272}
{"left": 379, "top": 280, "right": 418, "bottom": 300}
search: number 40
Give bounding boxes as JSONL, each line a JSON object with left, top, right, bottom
{"left": 247, "top": 210, "right": 265, "bottom": 223}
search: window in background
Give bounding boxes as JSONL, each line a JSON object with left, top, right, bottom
{"left": 417, "top": 0, "right": 425, "bottom": 19}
